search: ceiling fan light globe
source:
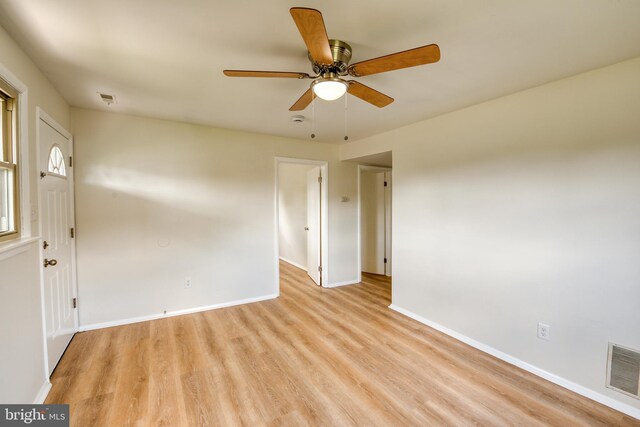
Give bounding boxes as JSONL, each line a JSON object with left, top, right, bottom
{"left": 312, "top": 79, "right": 348, "bottom": 101}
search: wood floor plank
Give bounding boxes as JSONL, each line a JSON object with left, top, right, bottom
{"left": 45, "top": 261, "right": 639, "bottom": 426}
{"left": 69, "top": 393, "right": 114, "bottom": 427}
{"left": 148, "top": 318, "right": 189, "bottom": 427}
{"left": 106, "top": 336, "right": 150, "bottom": 426}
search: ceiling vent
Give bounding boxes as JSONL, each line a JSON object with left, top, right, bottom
{"left": 607, "top": 343, "right": 640, "bottom": 399}
{"left": 98, "top": 92, "right": 116, "bottom": 105}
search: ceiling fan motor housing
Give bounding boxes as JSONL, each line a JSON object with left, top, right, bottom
{"left": 309, "top": 39, "right": 352, "bottom": 75}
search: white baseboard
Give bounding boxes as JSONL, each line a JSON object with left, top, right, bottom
{"left": 78, "top": 294, "right": 278, "bottom": 332}
{"left": 279, "top": 257, "right": 307, "bottom": 271}
{"left": 33, "top": 380, "right": 51, "bottom": 404}
{"left": 388, "top": 304, "right": 640, "bottom": 421}
{"left": 325, "top": 279, "right": 360, "bottom": 288}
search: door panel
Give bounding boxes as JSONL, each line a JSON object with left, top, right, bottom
{"left": 384, "top": 172, "right": 392, "bottom": 276}
{"left": 306, "top": 167, "right": 321, "bottom": 285}
{"left": 361, "top": 171, "right": 385, "bottom": 275}
{"left": 39, "top": 119, "right": 76, "bottom": 376}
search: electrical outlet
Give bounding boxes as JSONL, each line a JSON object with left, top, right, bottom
{"left": 537, "top": 322, "right": 551, "bottom": 341}
{"left": 184, "top": 277, "right": 192, "bottom": 288}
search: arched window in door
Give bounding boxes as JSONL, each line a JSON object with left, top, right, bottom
{"left": 47, "top": 145, "right": 66, "bottom": 176}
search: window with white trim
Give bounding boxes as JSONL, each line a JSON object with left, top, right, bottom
{"left": 0, "top": 78, "right": 19, "bottom": 241}
{"left": 47, "top": 146, "right": 66, "bottom": 177}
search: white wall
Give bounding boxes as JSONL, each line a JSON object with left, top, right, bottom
{"left": 71, "top": 108, "right": 359, "bottom": 327}
{"left": 341, "top": 57, "right": 640, "bottom": 412}
{"left": 0, "top": 243, "right": 45, "bottom": 403}
{"left": 0, "top": 24, "right": 70, "bottom": 403}
{"left": 278, "top": 163, "right": 314, "bottom": 270}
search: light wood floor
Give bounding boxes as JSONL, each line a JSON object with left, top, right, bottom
{"left": 46, "top": 261, "right": 638, "bottom": 426}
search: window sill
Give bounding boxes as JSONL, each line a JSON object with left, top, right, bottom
{"left": 0, "top": 236, "right": 40, "bottom": 261}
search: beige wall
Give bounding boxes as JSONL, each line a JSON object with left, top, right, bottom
{"left": 0, "top": 25, "right": 70, "bottom": 403}
{"left": 278, "top": 163, "right": 314, "bottom": 269}
{"left": 342, "top": 57, "right": 640, "bottom": 411}
{"left": 71, "top": 108, "right": 359, "bottom": 327}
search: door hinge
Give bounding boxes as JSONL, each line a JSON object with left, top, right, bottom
{"left": 384, "top": 258, "right": 387, "bottom": 263}
{"left": 318, "top": 176, "right": 322, "bottom": 184}
{"left": 69, "top": 156, "right": 73, "bottom": 167}
{"left": 384, "top": 181, "right": 388, "bottom": 187}
{"left": 70, "top": 227, "right": 75, "bottom": 238}
{"left": 73, "top": 298, "right": 77, "bottom": 309}
{"left": 318, "top": 266, "right": 322, "bottom": 272}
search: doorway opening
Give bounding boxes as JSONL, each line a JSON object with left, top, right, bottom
{"left": 358, "top": 164, "right": 392, "bottom": 302}
{"left": 275, "top": 158, "right": 328, "bottom": 293}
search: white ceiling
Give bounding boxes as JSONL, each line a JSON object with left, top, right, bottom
{"left": 1, "top": 1, "right": 640, "bottom": 143}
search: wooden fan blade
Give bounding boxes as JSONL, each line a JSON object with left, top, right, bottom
{"left": 290, "top": 8, "right": 333, "bottom": 66}
{"left": 348, "top": 44, "right": 440, "bottom": 77}
{"left": 223, "top": 70, "right": 310, "bottom": 79}
{"left": 289, "top": 88, "right": 315, "bottom": 111}
{"left": 347, "top": 81, "right": 394, "bottom": 108}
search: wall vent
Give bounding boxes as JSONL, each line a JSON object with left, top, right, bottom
{"left": 607, "top": 343, "right": 640, "bottom": 399}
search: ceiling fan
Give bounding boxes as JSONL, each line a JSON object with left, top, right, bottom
{"left": 223, "top": 7, "right": 440, "bottom": 111}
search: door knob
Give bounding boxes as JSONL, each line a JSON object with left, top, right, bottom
{"left": 44, "top": 259, "right": 58, "bottom": 268}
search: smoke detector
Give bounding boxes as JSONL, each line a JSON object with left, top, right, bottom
{"left": 98, "top": 92, "right": 116, "bottom": 106}
{"left": 290, "top": 115, "right": 305, "bottom": 124}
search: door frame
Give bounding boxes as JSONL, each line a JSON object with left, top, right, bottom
{"left": 36, "top": 107, "right": 79, "bottom": 377}
{"left": 357, "top": 164, "right": 392, "bottom": 283}
{"left": 274, "top": 157, "right": 329, "bottom": 292}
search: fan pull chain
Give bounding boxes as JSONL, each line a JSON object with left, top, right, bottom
{"left": 344, "top": 92, "right": 349, "bottom": 141}
{"left": 310, "top": 94, "right": 316, "bottom": 140}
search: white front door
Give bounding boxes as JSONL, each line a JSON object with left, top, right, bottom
{"left": 306, "top": 167, "right": 321, "bottom": 285}
{"left": 39, "top": 118, "right": 76, "bottom": 376}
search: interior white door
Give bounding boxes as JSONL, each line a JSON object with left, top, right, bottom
{"left": 361, "top": 171, "right": 386, "bottom": 275}
{"left": 306, "top": 167, "right": 321, "bottom": 285}
{"left": 384, "top": 172, "right": 392, "bottom": 276}
{"left": 39, "top": 119, "right": 76, "bottom": 376}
